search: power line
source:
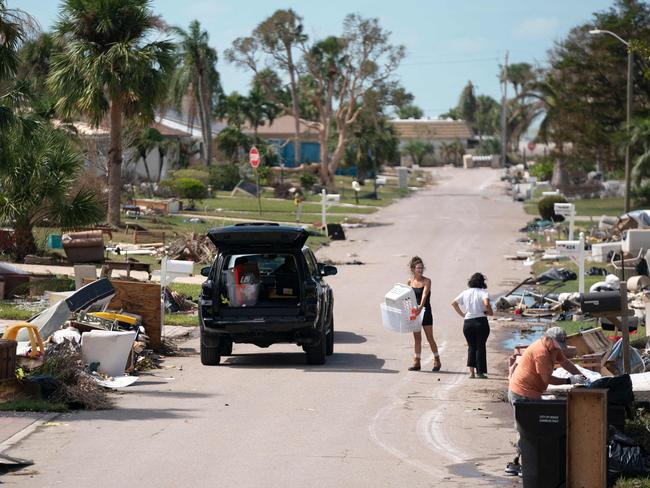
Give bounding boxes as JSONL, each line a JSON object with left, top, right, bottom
{"left": 400, "top": 57, "right": 500, "bottom": 67}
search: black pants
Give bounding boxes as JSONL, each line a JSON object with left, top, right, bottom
{"left": 463, "top": 316, "right": 490, "bottom": 374}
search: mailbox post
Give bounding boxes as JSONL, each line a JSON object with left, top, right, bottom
{"left": 321, "top": 190, "right": 340, "bottom": 230}
{"left": 556, "top": 232, "right": 585, "bottom": 294}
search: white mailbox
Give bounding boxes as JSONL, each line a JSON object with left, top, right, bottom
{"left": 166, "top": 259, "right": 194, "bottom": 275}
{"left": 554, "top": 203, "right": 575, "bottom": 217}
{"left": 326, "top": 194, "right": 340, "bottom": 203}
{"left": 543, "top": 190, "right": 560, "bottom": 196}
{"left": 556, "top": 240, "right": 581, "bottom": 257}
{"left": 556, "top": 233, "right": 586, "bottom": 294}
{"left": 375, "top": 177, "right": 387, "bottom": 186}
{"left": 352, "top": 181, "right": 361, "bottom": 192}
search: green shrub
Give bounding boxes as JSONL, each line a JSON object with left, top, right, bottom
{"left": 529, "top": 159, "right": 554, "bottom": 181}
{"left": 299, "top": 172, "right": 317, "bottom": 191}
{"left": 633, "top": 182, "right": 650, "bottom": 207}
{"left": 209, "top": 164, "right": 241, "bottom": 191}
{"left": 161, "top": 178, "right": 207, "bottom": 207}
{"left": 537, "top": 195, "right": 568, "bottom": 222}
{"left": 170, "top": 168, "right": 209, "bottom": 183}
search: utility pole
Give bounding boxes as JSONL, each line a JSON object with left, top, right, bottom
{"left": 624, "top": 48, "right": 633, "bottom": 213}
{"left": 500, "top": 51, "right": 509, "bottom": 168}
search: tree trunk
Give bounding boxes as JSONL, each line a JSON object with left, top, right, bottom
{"left": 107, "top": 97, "right": 124, "bottom": 227}
{"left": 198, "top": 75, "right": 213, "bottom": 166}
{"left": 318, "top": 124, "right": 330, "bottom": 185}
{"left": 286, "top": 46, "right": 302, "bottom": 165}
{"left": 14, "top": 222, "right": 36, "bottom": 262}
{"left": 328, "top": 129, "right": 348, "bottom": 188}
{"left": 157, "top": 147, "right": 165, "bottom": 182}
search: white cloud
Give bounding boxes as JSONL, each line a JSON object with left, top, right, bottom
{"left": 513, "top": 17, "right": 559, "bottom": 41}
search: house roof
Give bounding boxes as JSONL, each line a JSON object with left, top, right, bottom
{"left": 242, "top": 115, "right": 321, "bottom": 139}
{"left": 389, "top": 119, "right": 473, "bottom": 141}
{"left": 151, "top": 122, "right": 191, "bottom": 138}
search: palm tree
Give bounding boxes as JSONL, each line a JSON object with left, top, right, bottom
{"left": 629, "top": 118, "right": 650, "bottom": 185}
{"left": 0, "top": 1, "right": 32, "bottom": 132}
{"left": 0, "top": 122, "right": 105, "bottom": 261}
{"left": 48, "top": 0, "right": 174, "bottom": 226}
{"left": 244, "top": 87, "right": 279, "bottom": 139}
{"left": 128, "top": 126, "right": 162, "bottom": 183}
{"left": 516, "top": 75, "right": 568, "bottom": 186}
{"left": 402, "top": 140, "right": 434, "bottom": 166}
{"left": 169, "top": 20, "right": 221, "bottom": 166}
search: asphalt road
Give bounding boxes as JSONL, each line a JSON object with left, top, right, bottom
{"left": 6, "top": 167, "right": 526, "bottom": 487}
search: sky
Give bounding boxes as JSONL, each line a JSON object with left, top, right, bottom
{"left": 14, "top": 0, "right": 615, "bottom": 118}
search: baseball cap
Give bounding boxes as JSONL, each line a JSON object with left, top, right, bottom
{"left": 545, "top": 326, "right": 567, "bottom": 347}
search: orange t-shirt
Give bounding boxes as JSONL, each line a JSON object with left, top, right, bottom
{"left": 509, "top": 337, "right": 566, "bottom": 399}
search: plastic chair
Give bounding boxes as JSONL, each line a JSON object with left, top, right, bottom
{"left": 2, "top": 323, "right": 45, "bottom": 358}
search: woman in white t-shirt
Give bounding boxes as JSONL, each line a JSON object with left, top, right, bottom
{"left": 451, "top": 273, "right": 493, "bottom": 379}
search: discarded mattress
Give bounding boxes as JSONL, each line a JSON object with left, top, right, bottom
{"left": 17, "top": 278, "right": 115, "bottom": 342}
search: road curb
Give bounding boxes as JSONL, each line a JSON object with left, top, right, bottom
{"left": 0, "top": 412, "right": 60, "bottom": 453}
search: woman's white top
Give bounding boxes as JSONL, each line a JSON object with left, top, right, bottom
{"left": 454, "top": 288, "right": 489, "bottom": 319}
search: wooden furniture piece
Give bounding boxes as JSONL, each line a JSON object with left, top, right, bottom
{"left": 567, "top": 389, "right": 607, "bottom": 488}
{"left": 0, "top": 339, "right": 17, "bottom": 381}
{"left": 101, "top": 261, "right": 152, "bottom": 279}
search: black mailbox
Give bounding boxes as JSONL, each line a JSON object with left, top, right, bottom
{"left": 580, "top": 291, "right": 622, "bottom": 314}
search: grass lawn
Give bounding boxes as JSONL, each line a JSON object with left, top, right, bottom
{"left": 524, "top": 195, "right": 628, "bottom": 218}
{"left": 532, "top": 260, "right": 609, "bottom": 294}
{"left": 0, "top": 302, "right": 38, "bottom": 320}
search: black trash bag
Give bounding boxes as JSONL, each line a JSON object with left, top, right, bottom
{"left": 608, "top": 427, "right": 647, "bottom": 484}
{"left": 536, "top": 267, "right": 577, "bottom": 283}
{"left": 589, "top": 375, "right": 635, "bottom": 418}
{"left": 587, "top": 266, "right": 608, "bottom": 276}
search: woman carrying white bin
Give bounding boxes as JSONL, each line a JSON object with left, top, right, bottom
{"left": 407, "top": 256, "right": 441, "bottom": 372}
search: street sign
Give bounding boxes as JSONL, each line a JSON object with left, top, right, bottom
{"left": 527, "top": 141, "right": 536, "bottom": 151}
{"left": 554, "top": 202, "right": 575, "bottom": 217}
{"left": 249, "top": 146, "right": 260, "bottom": 168}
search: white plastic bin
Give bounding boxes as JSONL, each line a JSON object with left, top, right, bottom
{"left": 385, "top": 283, "right": 417, "bottom": 312}
{"left": 380, "top": 303, "right": 424, "bottom": 333}
{"left": 227, "top": 283, "right": 260, "bottom": 307}
{"left": 224, "top": 269, "right": 261, "bottom": 306}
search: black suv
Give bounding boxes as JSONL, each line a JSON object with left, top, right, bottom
{"left": 199, "top": 223, "right": 337, "bottom": 365}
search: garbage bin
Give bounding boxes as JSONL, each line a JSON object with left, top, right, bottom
{"left": 514, "top": 399, "right": 566, "bottom": 488}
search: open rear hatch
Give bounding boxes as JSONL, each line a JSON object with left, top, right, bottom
{"left": 207, "top": 223, "right": 309, "bottom": 251}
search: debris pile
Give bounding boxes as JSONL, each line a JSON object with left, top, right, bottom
{"left": 166, "top": 233, "right": 215, "bottom": 263}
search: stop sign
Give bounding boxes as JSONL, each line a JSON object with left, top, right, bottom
{"left": 249, "top": 146, "right": 260, "bottom": 168}
{"left": 527, "top": 141, "right": 536, "bottom": 152}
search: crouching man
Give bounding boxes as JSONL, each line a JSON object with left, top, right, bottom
{"left": 505, "top": 326, "right": 586, "bottom": 476}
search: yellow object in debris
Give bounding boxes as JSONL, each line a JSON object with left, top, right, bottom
{"left": 2, "top": 323, "right": 45, "bottom": 358}
{"left": 89, "top": 312, "right": 139, "bottom": 326}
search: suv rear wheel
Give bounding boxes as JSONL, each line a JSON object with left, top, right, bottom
{"left": 326, "top": 317, "right": 334, "bottom": 356}
{"left": 200, "top": 332, "right": 222, "bottom": 366}
{"left": 305, "top": 329, "right": 326, "bottom": 365}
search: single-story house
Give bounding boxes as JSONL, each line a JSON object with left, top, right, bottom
{"left": 388, "top": 118, "right": 474, "bottom": 166}
{"left": 68, "top": 118, "right": 194, "bottom": 182}
{"left": 244, "top": 115, "right": 322, "bottom": 167}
